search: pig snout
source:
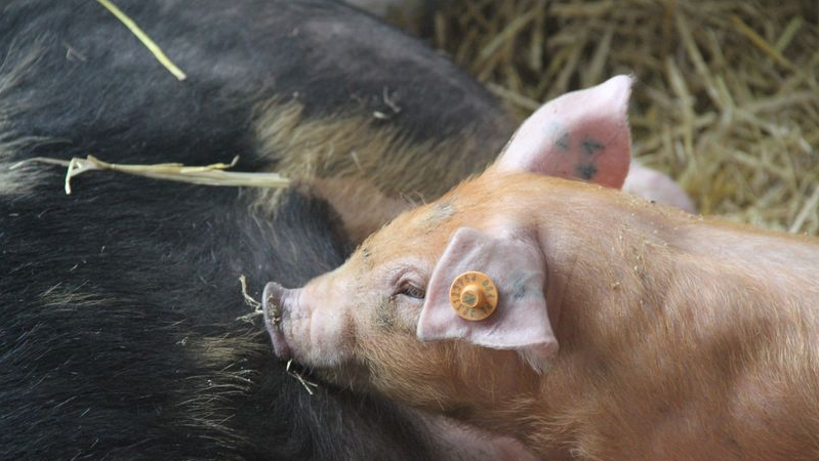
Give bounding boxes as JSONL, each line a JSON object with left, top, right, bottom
{"left": 263, "top": 282, "right": 298, "bottom": 360}
{"left": 263, "top": 278, "right": 355, "bottom": 368}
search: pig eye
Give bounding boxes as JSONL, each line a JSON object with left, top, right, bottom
{"left": 397, "top": 282, "right": 425, "bottom": 300}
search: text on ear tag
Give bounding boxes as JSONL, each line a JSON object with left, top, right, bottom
{"left": 449, "top": 271, "right": 498, "bottom": 321}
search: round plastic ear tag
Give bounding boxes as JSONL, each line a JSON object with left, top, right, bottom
{"left": 449, "top": 271, "right": 498, "bottom": 321}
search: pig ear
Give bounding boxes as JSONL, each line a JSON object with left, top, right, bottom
{"left": 417, "top": 227, "right": 557, "bottom": 374}
{"left": 493, "top": 75, "right": 633, "bottom": 189}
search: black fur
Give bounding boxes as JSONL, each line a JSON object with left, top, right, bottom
{"left": 0, "top": 1, "right": 511, "bottom": 459}
{"left": 0, "top": 0, "right": 510, "bottom": 168}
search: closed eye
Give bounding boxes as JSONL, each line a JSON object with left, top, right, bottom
{"left": 397, "top": 282, "right": 425, "bottom": 300}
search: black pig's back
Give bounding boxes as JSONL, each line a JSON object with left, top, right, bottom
{"left": 0, "top": 1, "right": 512, "bottom": 459}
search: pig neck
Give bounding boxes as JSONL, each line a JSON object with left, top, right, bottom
{"left": 463, "top": 175, "right": 818, "bottom": 460}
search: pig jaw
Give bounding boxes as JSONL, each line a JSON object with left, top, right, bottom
{"left": 357, "top": 330, "right": 543, "bottom": 415}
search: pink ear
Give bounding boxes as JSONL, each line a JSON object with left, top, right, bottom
{"left": 494, "top": 75, "right": 633, "bottom": 189}
{"left": 417, "top": 227, "right": 557, "bottom": 373}
{"left": 623, "top": 160, "right": 696, "bottom": 213}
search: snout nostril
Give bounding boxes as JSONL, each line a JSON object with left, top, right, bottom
{"left": 262, "top": 281, "right": 292, "bottom": 360}
{"left": 263, "top": 282, "right": 285, "bottom": 327}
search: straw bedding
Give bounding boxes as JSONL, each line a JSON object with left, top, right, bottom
{"left": 429, "top": 0, "right": 818, "bottom": 234}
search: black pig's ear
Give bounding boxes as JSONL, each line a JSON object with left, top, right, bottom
{"left": 492, "top": 75, "right": 633, "bottom": 189}
{"left": 417, "top": 227, "right": 557, "bottom": 374}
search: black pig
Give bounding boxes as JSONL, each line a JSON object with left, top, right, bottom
{"left": 0, "top": 0, "right": 530, "bottom": 460}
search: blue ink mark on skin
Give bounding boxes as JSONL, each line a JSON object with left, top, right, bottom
{"left": 582, "top": 136, "right": 605, "bottom": 155}
{"left": 425, "top": 198, "right": 457, "bottom": 225}
{"left": 577, "top": 163, "right": 598, "bottom": 180}
{"left": 555, "top": 132, "right": 570, "bottom": 152}
{"left": 511, "top": 278, "right": 528, "bottom": 300}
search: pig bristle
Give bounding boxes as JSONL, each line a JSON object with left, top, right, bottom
{"left": 517, "top": 348, "right": 553, "bottom": 375}
{"left": 0, "top": 45, "right": 54, "bottom": 197}
{"left": 249, "top": 98, "right": 510, "bottom": 240}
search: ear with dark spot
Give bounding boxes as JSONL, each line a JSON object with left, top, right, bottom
{"left": 417, "top": 227, "right": 557, "bottom": 373}
{"left": 492, "top": 75, "right": 633, "bottom": 189}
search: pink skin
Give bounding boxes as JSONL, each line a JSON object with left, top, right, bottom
{"left": 264, "top": 75, "right": 639, "bottom": 376}
{"left": 261, "top": 77, "right": 792, "bottom": 459}
{"left": 265, "top": 274, "right": 543, "bottom": 461}
{"left": 624, "top": 160, "right": 695, "bottom": 213}
{"left": 264, "top": 75, "right": 695, "bottom": 374}
{"left": 264, "top": 277, "right": 356, "bottom": 369}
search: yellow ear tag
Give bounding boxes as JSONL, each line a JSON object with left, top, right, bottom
{"left": 449, "top": 271, "right": 498, "bottom": 321}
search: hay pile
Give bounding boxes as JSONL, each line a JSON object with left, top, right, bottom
{"left": 431, "top": 0, "right": 818, "bottom": 234}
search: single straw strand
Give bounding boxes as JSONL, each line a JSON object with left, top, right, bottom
{"left": 9, "top": 156, "right": 290, "bottom": 194}
{"left": 96, "top": 0, "right": 187, "bottom": 81}
{"left": 730, "top": 15, "right": 793, "bottom": 71}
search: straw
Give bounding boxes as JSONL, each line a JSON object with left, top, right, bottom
{"left": 433, "top": 0, "right": 818, "bottom": 234}
{"left": 97, "top": 0, "right": 187, "bottom": 81}
{"left": 10, "top": 155, "right": 290, "bottom": 195}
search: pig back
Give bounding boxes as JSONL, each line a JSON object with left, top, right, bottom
{"left": 0, "top": 1, "right": 518, "bottom": 459}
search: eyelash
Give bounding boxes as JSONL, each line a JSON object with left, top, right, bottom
{"left": 397, "top": 282, "right": 425, "bottom": 300}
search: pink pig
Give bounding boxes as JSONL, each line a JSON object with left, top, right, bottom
{"left": 263, "top": 76, "right": 818, "bottom": 460}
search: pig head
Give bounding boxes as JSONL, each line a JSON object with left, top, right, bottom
{"left": 264, "top": 76, "right": 635, "bottom": 407}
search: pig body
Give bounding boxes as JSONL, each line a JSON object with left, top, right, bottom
{"left": 385, "top": 173, "right": 816, "bottom": 460}
{"left": 0, "top": 0, "right": 515, "bottom": 241}
{"left": 265, "top": 77, "right": 818, "bottom": 460}
{"left": 1, "top": 0, "right": 539, "bottom": 459}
